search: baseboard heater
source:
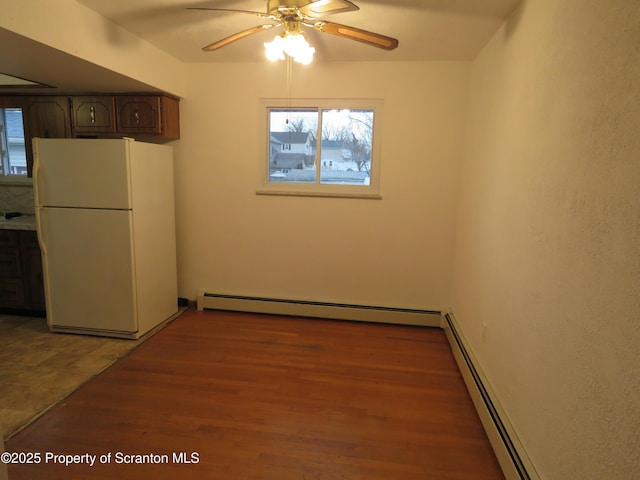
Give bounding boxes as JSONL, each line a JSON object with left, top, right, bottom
{"left": 443, "top": 313, "right": 539, "bottom": 480}
{"left": 197, "top": 292, "right": 441, "bottom": 327}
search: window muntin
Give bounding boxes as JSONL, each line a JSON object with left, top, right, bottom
{"left": 259, "top": 99, "right": 382, "bottom": 198}
{"left": 0, "top": 108, "right": 28, "bottom": 178}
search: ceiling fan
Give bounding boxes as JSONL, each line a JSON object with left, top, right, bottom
{"left": 188, "top": 0, "right": 399, "bottom": 62}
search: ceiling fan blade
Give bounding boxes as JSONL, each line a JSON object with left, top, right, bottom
{"left": 312, "top": 21, "right": 399, "bottom": 50}
{"left": 187, "top": 7, "right": 272, "bottom": 19}
{"left": 299, "top": 0, "right": 359, "bottom": 17}
{"left": 202, "top": 24, "right": 276, "bottom": 51}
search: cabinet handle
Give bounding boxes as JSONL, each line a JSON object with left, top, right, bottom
{"left": 134, "top": 111, "right": 140, "bottom": 125}
{"left": 90, "top": 106, "right": 96, "bottom": 124}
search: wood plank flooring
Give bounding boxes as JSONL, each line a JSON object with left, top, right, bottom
{"left": 5, "top": 309, "right": 504, "bottom": 479}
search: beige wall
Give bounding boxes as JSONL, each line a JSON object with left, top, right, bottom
{"left": 452, "top": 0, "right": 640, "bottom": 478}
{"left": 174, "top": 61, "right": 468, "bottom": 310}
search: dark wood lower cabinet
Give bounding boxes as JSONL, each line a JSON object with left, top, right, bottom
{"left": 0, "top": 277, "right": 24, "bottom": 307}
{"left": 0, "top": 230, "right": 45, "bottom": 312}
{"left": 19, "top": 231, "right": 46, "bottom": 310}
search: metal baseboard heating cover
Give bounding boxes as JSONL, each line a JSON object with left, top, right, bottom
{"left": 196, "top": 292, "right": 441, "bottom": 327}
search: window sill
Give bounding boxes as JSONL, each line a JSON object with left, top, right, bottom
{"left": 256, "top": 189, "right": 382, "bottom": 200}
{"left": 0, "top": 176, "right": 32, "bottom": 186}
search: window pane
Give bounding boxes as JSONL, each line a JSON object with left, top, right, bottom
{"left": 320, "top": 109, "right": 374, "bottom": 185}
{"left": 261, "top": 100, "right": 381, "bottom": 197}
{"left": 1, "top": 108, "right": 27, "bottom": 176}
{"left": 268, "top": 109, "right": 318, "bottom": 183}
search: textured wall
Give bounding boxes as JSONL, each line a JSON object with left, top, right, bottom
{"left": 451, "top": 0, "right": 640, "bottom": 478}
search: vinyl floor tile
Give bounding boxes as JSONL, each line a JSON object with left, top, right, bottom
{"left": 0, "top": 314, "right": 140, "bottom": 438}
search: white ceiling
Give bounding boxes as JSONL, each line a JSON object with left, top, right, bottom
{"left": 0, "top": 0, "right": 519, "bottom": 94}
{"left": 76, "top": 0, "right": 520, "bottom": 62}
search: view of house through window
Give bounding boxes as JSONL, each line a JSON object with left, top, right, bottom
{"left": 0, "top": 108, "right": 27, "bottom": 176}
{"left": 268, "top": 107, "right": 375, "bottom": 186}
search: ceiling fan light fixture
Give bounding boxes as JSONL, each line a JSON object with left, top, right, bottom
{"left": 194, "top": 1, "right": 398, "bottom": 59}
{"left": 264, "top": 30, "right": 315, "bottom": 64}
{"left": 264, "top": 35, "right": 286, "bottom": 61}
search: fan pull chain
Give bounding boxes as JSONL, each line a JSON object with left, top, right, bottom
{"left": 286, "top": 55, "right": 292, "bottom": 125}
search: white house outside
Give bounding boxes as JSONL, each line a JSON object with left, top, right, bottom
{"left": 269, "top": 131, "right": 367, "bottom": 184}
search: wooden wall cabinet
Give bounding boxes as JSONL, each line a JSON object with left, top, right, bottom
{"left": 1, "top": 92, "right": 179, "bottom": 177}
{"left": 22, "top": 96, "right": 72, "bottom": 176}
{"left": 0, "top": 230, "right": 45, "bottom": 312}
{"left": 23, "top": 96, "right": 71, "bottom": 139}
{"left": 72, "top": 94, "right": 180, "bottom": 139}
{"left": 71, "top": 95, "right": 116, "bottom": 134}
{"left": 115, "top": 95, "right": 180, "bottom": 139}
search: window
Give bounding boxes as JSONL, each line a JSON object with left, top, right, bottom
{"left": 258, "top": 99, "right": 383, "bottom": 198}
{"left": 0, "top": 108, "right": 28, "bottom": 181}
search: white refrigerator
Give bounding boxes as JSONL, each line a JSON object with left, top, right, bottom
{"left": 33, "top": 137, "right": 178, "bottom": 339}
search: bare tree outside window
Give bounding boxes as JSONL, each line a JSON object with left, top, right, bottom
{"left": 320, "top": 109, "right": 373, "bottom": 185}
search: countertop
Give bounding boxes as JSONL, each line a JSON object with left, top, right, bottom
{"left": 0, "top": 214, "right": 37, "bottom": 231}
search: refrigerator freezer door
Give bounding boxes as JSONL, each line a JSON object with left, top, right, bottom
{"left": 33, "top": 138, "right": 132, "bottom": 209}
{"left": 37, "top": 207, "right": 138, "bottom": 334}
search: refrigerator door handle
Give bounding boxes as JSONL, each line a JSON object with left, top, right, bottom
{"left": 36, "top": 207, "right": 48, "bottom": 256}
{"left": 33, "top": 139, "right": 43, "bottom": 208}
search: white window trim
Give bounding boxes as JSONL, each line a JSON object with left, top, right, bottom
{"left": 257, "top": 98, "right": 383, "bottom": 199}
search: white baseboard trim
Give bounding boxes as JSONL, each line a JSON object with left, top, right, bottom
{"left": 442, "top": 312, "right": 539, "bottom": 480}
{"left": 196, "top": 292, "right": 441, "bottom": 327}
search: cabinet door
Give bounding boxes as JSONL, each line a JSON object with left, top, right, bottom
{"left": 23, "top": 96, "right": 72, "bottom": 176}
{"left": 115, "top": 95, "right": 180, "bottom": 139}
{"left": 0, "top": 249, "right": 21, "bottom": 278}
{"left": 0, "top": 230, "right": 20, "bottom": 278}
{"left": 0, "top": 230, "right": 24, "bottom": 308}
{"left": 0, "top": 229, "right": 18, "bottom": 249}
{"left": 71, "top": 96, "right": 116, "bottom": 134}
{"left": 19, "top": 231, "right": 45, "bottom": 309}
{"left": 116, "top": 96, "right": 161, "bottom": 134}
{"left": 23, "top": 97, "right": 71, "bottom": 139}
{"left": 0, "top": 278, "right": 24, "bottom": 307}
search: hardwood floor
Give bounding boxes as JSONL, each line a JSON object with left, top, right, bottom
{"left": 5, "top": 309, "right": 504, "bottom": 479}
